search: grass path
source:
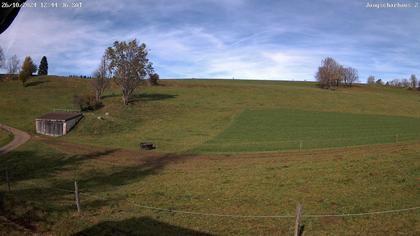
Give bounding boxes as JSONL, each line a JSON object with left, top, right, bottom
{"left": 0, "top": 124, "right": 29, "bottom": 155}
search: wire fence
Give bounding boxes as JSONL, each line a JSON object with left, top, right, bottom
{"left": 1, "top": 161, "right": 419, "bottom": 235}
{"left": 143, "top": 132, "right": 420, "bottom": 153}
{"left": 1, "top": 133, "right": 420, "bottom": 233}
{"left": 1, "top": 174, "right": 419, "bottom": 219}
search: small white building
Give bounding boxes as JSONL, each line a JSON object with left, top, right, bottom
{"left": 35, "top": 112, "right": 83, "bottom": 136}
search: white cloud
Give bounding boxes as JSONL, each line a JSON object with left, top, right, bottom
{"left": 1, "top": 0, "right": 419, "bottom": 81}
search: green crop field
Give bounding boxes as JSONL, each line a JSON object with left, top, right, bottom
{"left": 198, "top": 108, "right": 420, "bottom": 153}
{"left": 0, "top": 76, "right": 419, "bottom": 235}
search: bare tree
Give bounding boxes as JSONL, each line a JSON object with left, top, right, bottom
{"left": 105, "top": 39, "right": 154, "bottom": 105}
{"left": 410, "top": 74, "right": 417, "bottom": 89}
{"left": 389, "top": 78, "right": 401, "bottom": 87}
{"left": 91, "top": 55, "right": 110, "bottom": 101}
{"left": 7, "top": 55, "right": 20, "bottom": 77}
{"left": 315, "top": 57, "right": 342, "bottom": 89}
{"left": 367, "top": 75, "right": 375, "bottom": 85}
{"left": 0, "top": 47, "right": 4, "bottom": 69}
{"left": 401, "top": 78, "right": 410, "bottom": 88}
{"left": 342, "top": 67, "right": 358, "bottom": 87}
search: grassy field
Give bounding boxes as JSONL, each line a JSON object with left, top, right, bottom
{"left": 0, "top": 139, "right": 419, "bottom": 235}
{"left": 198, "top": 108, "right": 420, "bottom": 153}
{"left": 0, "top": 129, "right": 13, "bottom": 147}
{"left": 1, "top": 76, "right": 420, "bottom": 152}
{"left": 0, "top": 76, "right": 419, "bottom": 235}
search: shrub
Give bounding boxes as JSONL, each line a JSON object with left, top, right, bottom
{"left": 73, "top": 94, "right": 102, "bottom": 111}
{"left": 149, "top": 73, "right": 160, "bottom": 86}
{"left": 375, "top": 79, "right": 384, "bottom": 86}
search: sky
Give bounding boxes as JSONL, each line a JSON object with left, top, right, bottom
{"left": 0, "top": 0, "right": 419, "bottom": 81}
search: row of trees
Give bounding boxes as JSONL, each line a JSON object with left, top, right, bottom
{"left": 89, "top": 39, "right": 159, "bottom": 106}
{"left": 367, "top": 74, "right": 418, "bottom": 89}
{"left": 0, "top": 46, "right": 48, "bottom": 86}
{"left": 315, "top": 57, "right": 358, "bottom": 89}
{"left": 316, "top": 57, "right": 418, "bottom": 91}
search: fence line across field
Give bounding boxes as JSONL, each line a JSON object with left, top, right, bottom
{"left": 198, "top": 133, "right": 420, "bottom": 145}
{"left": 148, "top": 133, "right": 420, "bottom": 146}
{"left": 127, "top": 201, "right": 420, "bottom": 219}
{"left": 2, "top": 172, "right": 419, "bottom": 236}
{"left": 79, "top": 190, "right": 420, "bottom": 219}
{"left": 2, "top": 179, "right": 419, "bottom": 220}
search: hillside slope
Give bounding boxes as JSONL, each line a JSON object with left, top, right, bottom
{"left": 1, "top": 76, "right": 420, "bottom": 152}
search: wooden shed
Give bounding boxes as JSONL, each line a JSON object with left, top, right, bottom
{"left": 36, "top": 112, "right": 83, "bottom": 136}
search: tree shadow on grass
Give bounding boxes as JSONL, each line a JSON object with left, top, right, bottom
{"left": 130, "top": 93, "right": 177, "bottom": 103}
{"left": 0, "top": 146, "right": 195, "bottom": 216}
{"left": 72, "top": 217, "right": 212, "bottom": 236}
{"left": 25, "top": 80, "right": 49, "bottom": 87}
{"left": 101, "top": 93, "right": 177, "bottom": 102}
{"left": 0, "top": 144, "right": 198, "bottom": 234}
{"left": 1, "top": 149, "right": 120, "bottom": 182}
{"left": 1, "top": 146, "right": 191, "bottom": 192}
{"left": 76, "top": 152, "right": 193, "bottom": 191}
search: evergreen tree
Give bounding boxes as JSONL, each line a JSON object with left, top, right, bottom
{"left": 38, "top": 56, "right": 48, "bottom": 75}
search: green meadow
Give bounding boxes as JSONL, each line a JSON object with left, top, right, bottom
{"left": 2, "top": 76, "right": 420, "bottom": 153}
{"left": 198, "top": 108, "right": 420, "bottom": 153}
{"left": 0, "top": 76, "right": 419, "bottom": 235}
{"left": 1, "top": 140, "right": 419, "bottom": 235}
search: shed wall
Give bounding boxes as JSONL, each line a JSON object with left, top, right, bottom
{"left": 36, "top": 114, "right": 82, "bottom": 137}
{"left": 36, "top": 120, "right": 64, "bottom": 136}
{"left": 64, "top": 116, "right": 82, "bottom": 134}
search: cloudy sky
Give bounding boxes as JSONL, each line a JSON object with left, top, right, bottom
{"left": 0, "top": 0, "right": 419, "bottom": 81}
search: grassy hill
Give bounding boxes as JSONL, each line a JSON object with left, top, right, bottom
{"left": 1, "top": 76, "right": 420, "bottom": 152}
{"left": 0, "top": 76, "right": 419, "bottom": 235}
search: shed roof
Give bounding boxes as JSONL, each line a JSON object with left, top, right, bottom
{"left": 36, "top": 112, "right": 82, "bottom": 121}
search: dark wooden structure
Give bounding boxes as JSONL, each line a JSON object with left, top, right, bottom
{"left": 140, "top": 142, "right": 156, "bottom": 150}
{"left": 35, "top": 112, "right": 82, "bottom": 136}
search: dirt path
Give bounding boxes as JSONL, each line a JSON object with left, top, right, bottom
{"left": 0, "top": 124, "right": 31, "bottom": 156}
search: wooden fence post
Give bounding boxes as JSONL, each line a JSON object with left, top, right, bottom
{"left": 299, "top": 141, "right": 303, "bottom": 151}
{"left": 294, "top": 203, "right": 303, "bottom": 236}
{"left": 5, "top": 168, "right": 10, "bottom": 192}
{"left": 74, "top": 181, "right": 81, "bottom": 213}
